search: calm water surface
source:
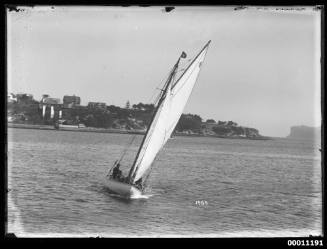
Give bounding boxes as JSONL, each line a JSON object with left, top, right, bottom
{"left": 7, "top": 128, "right": 322, "bottom": 237}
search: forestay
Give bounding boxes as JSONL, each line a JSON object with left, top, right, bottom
{"left": 130, "top": 42, "right": 211, "bottom": 183}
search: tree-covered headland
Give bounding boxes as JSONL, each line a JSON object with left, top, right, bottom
{"left": 7, "top": 95, "right": 263, "bottom": 138}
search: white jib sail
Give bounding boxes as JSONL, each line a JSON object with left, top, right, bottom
{"left": 131, "top": 43, "right": 210, "bottom": 183}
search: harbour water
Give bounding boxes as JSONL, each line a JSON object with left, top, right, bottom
{"left": 7, "top": 128, "right": 322, "bottom": 237}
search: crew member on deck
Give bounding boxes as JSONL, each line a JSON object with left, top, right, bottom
{"left": 112, "top": 162, "right": 122, "bottom": 180}
{"left": 135, "top": 178, "right": 143, "bottom": 189}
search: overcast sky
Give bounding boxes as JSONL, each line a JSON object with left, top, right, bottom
{"left": 7, "top": 6, "right": 321, "bottom": 137}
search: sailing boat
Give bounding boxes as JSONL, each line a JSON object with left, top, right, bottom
{"left": 105, "top": 41, "right": 211, "bottom": 198}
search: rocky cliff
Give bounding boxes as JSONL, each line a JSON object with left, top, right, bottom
{"left": 287, "top": 125, "right": 321, "bottom": 140}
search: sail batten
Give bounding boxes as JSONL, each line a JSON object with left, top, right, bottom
{"left": 130, "top": 42, "right": 211, "bottom": 184}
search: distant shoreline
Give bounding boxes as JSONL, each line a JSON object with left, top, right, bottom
{"left": 7, "top": 123, "right": 273, "bottom": 140}
{"left": 7, "top": 123, "right": 145, "bottom": 135}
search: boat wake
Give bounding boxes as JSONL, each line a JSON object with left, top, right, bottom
{"left": 104, "top": 187, "right": 153, "bottom": 200}
{"left": 130, "top": 193, "right": 153, "bottom": 199}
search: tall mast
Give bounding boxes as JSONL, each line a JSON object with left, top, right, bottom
{"left": 127, "top": 55, "right": 182, "bottom": 183}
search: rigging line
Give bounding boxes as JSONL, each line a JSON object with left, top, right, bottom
{"left": 135, "top": 70, "right": 175, "bottom": 184}
{"left": 142, "top": 116, "right": 170, "bottom": 189}
{"left": 141, "top": 120, "right": 170, "bottom": 188}
{"left": 172, "top": 62, "right": 198, "bottom": 96}
{"left": 146, "top": 67, "right": 175, "bottom": 105}
{"left": 128, "top": 55, "right": 182, "bottom": 183}
{"left": 172, "top": 40, "right": 211, "bottom": 90}
{"left": 118, "top": 134, "right": 137, "bottom": 163}
{"left": 130, "top": 101, "right": 166, "bottom": 180}
{"left": 116, "top": 66, "right": 173, "bottom": 165}
{"left": 148, "top": 53, "right": 184, "bottom": 107}
{"left": 141, "top": 114, "right": 170, "bottom": 188}
{"left": 151, "top": 70, "right": 174, "bottom": 105}
{"left": 142, "top": 154, "right": 159, "bottom": 190}
{"left": 173, "top": 49, "right": 209, "bottom": 97}
{"left": 128, "top": 94, "right": 165, "bottom": 182}
{"left": 117, "top": 79, "right": 166, "bottom": 165}
{"left": 170, "top": 53, "right": 195, "bottom": 88}
{"left": 131, "top": 79, "right": 169, "bottom": 170}
{"left": 132, "top": 76, "right": 178, "bottom": 181}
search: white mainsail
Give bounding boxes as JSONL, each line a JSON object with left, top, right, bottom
{"left": 130, "top": 41, "right": 211, "bottom": 183}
